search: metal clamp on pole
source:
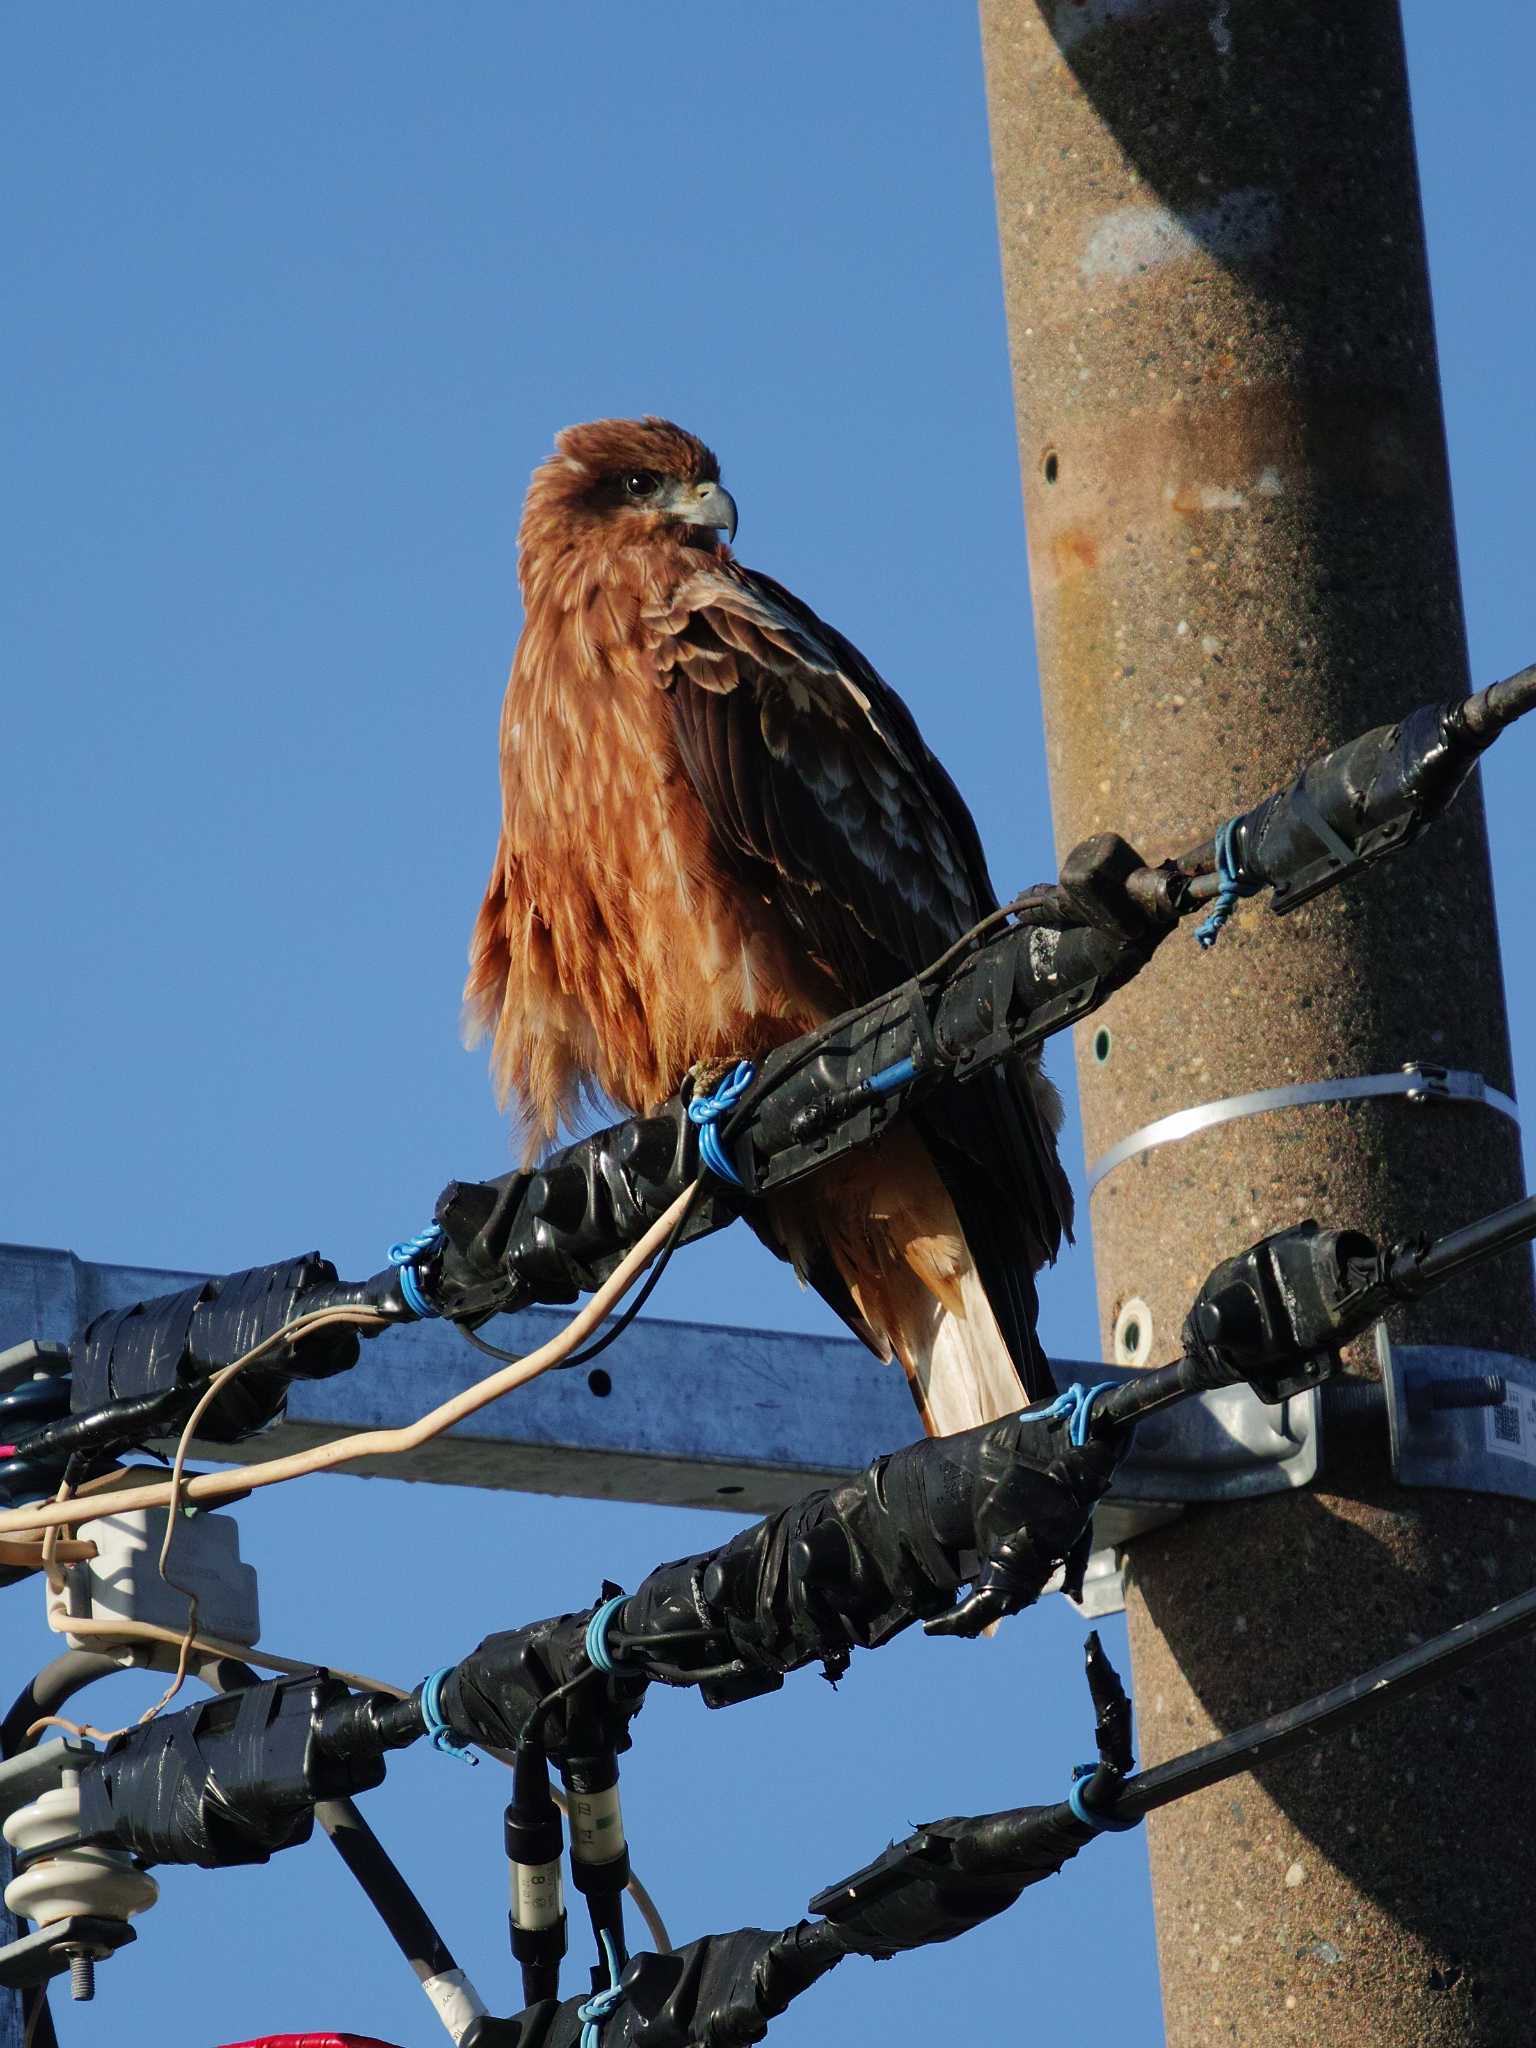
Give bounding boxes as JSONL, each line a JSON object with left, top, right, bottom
{"left": 1087, "top": 1062, "right": 1520, "bottom": 1194}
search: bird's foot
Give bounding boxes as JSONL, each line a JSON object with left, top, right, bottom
{"left": 686, "top": 1055, "right": 744, "bottom": 1099}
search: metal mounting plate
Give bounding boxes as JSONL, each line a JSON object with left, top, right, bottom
{"left": 0, "top": 1741, "right": 91, "bottom": 1827}
{"left": 1381, "top": 1331, "right": 1536, "bottom": 1501}
{"left": 1075, "top": 1367, "right": 1320, "bottom": 1617}
{"left": 0, "top": 1916, "right": 135, "bottom": 1993}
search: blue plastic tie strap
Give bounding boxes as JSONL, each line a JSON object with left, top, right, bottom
{"left": 584, "top": 1592, "right": 629, "bottom": 1676}
{"left": 418, "top": 1665, "right": 477, "bottom": 1766}
{"left": 389, "top": 1224, "right": 445, "bottom": 1320}
{"left": 686, "top": 1060, "right": 757, "bottom": 1188}
{"left": 1034, "top": 1380, "right": 1118, "bottom": 1448}
{"left": 1068, "top": 1766, "right": 1139, "bottom": 1834}
{"left": 578, "top": 1928, "right": 626, "bottom": 2048}
{"left": 1193, "top": 815, "right": 1259, "bottom": 951}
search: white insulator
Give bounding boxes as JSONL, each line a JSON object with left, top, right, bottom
{"left": 3, "top": 1781, "right": 158, "bottom": 1927}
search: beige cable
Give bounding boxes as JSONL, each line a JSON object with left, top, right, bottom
{"left": 38, "top": 1383, "right": 413, "bottom": 1725}
{"left": 0, "top": 1538, "right": 93, "bottom": 1575}
{"left": 0, "top": 1185, "right": 695, "bottom": 1543}
{"left": 42, "top": 1604, "right": 408, "bottom": 1696}
{"left": 622, "top": 1863, "right": 673, "bottom": 1954}
{"left": 9, "top": 1200, "right": 693, "bottom": 1946}
{"left": 39, "top": 1464, "right": 132, "bottom": 1593}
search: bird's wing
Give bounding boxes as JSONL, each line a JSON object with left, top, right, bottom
{"left": 655, "top": 562, "right": 990, "bottom": 999}
{"left": 655, "top": 562, "right": 1072, "bottom": 1299}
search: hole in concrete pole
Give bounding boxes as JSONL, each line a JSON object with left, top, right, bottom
{"left": 1092, "top": 1026, "right": 1112, "bottom": 1065}
{"left": 587, "top": 1368, "right": 613, "bottom": 1398}
{"left": 1042, "top": 450, "right": 1060, "bottom": 485}
{"left": 1114, "top": 1297, "right": 1154, "bottom": 1368}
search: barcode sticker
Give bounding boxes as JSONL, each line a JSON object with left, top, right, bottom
{"left": 1486, "top": 1386, "right": 1536, "bottom": 1468}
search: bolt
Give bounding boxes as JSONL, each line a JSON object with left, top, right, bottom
{"left": 1428, "top": 1374, "right": 1507, "bottom": 1412}
{"left": 66, "top": 1949, "right": 94, "bottom": 2002}
{"left": 1323, "top": 1381, "right": 1385, "bottom": 1423}
{"left": 1404, "top": 1370, "right": 1507, "bottom": 1424}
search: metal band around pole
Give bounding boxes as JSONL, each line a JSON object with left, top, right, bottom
{"left": 1087, "top": 1063, "right": 1520, "bottom": 1194}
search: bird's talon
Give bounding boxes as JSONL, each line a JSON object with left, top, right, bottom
{"left": 687, "top": 1057, "right": 742, "bottom": 1100}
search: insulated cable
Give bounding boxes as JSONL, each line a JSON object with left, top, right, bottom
{"left": 452, "top": 1178, "right": 704, "bottom": 1372}
{"left": 0, "top": 1185, "right": 698, "bottom": 1544}
{"left": 15, "top": 1629, "right": 673, "bottom": 1959}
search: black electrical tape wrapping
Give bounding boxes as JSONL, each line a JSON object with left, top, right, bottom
{"left": 436, "top": 1404, "right": 1126, "bottom": 1770}
{"left": 66, "top": 1253, "right": 360, "bottom": 1444}
{"left": 440, "top": 1402, "right": 1128, "bottom": 1769}
{"left": 618, "top": 1396, "right": 1130, "bottom": 1689}
{"left": 430, "top": 1100, "right": 738, "bottom": 1324}
{"left": 443, "top": 1594, "right": 650, "bottom": 1762}
{"left": 76, "top": 1674, "right": 384, "bottom": 1867}
{"left": 806, "top": 1803, "right": 1096, "bottom": 1955}
{"left": 464, "top": 1923, "right": 845, "bottom": 2048}
{"left": 1227, "top": 699, "right": 1481, "bottom": 913}
{"left": 466, "top": 1798, "right": 1099, "bottom": 2046}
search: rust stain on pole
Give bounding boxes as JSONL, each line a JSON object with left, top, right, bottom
{"left": 979, "top": 1, "right": 1535, "bottom": 2040}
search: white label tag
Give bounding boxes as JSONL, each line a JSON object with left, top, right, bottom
{"left": 1485, "top": 1384, "right": 1536, "bottom": 1468}
{"left": 422, "top": 1967, "right": 487, "bottom": 2040}
{"left": 568, "top": 1782, "right": 625, "bottom": 1863}
{"left": 512, "top": 1858, "right": 565, "bottom": 1931}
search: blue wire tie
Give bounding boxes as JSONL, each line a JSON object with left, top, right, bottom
{"left": 388, "top": 1224, "right": 445, "bottom": 1320}
{"left": 1068, "top": 1767, "right": 1139, "bottom": 1834}
{"left": 1193, "top": 815, "right": 1257, "bottom": 951}
{"left": 686, "top": 1060, "right": 757, "bottom": 1188}
{"left": 418, "top": 1666, "right": 476, "bottom": 1766}
{"left": 584, "top": 1592, "right": 629, "bottom": 1676}
{"left": 578, "top": 1928, "right": 626, "bottom": 2048}
{"left": 1032, "top": 1381, "right": 1118, "bottom": 1447}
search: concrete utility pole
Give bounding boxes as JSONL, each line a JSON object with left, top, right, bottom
{"left": 980, "top": 4, "right": 1534, "bottom": 2043}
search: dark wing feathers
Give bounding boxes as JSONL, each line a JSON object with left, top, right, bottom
{"left": 664, "top": 567, "right": 979, "bottom": 991}
{"left": 659, "top": 564, "right": 1073, "bottom": 1388}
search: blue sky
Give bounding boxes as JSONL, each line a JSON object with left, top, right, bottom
{"left": 3, "top": 6, "right": 1533, "bottom": 2045}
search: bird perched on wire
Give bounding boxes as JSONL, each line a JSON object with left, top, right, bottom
{"left": 466, "top": 418, "right": 1071, "bottom": 1436}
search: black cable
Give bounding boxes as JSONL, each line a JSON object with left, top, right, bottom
{"left": 554, "top": 1183, "right": 702, "bottom": 1371}
{"left": 1116, "top": 1580, "right": 1536, "bottom": 1824}
{"left": 314, "top": 1797, "right": 460, "bottom": 1986}
{"left": 0, "top": 1653, "right": 135, "bottom": 1760}
{"left": 1394, "top": 1190, "right": 1536, "bottom": 1295}
{"left": 522, "top": 1668, "right": 601, "bottom": 1746}
{"left": 200, "top": 1663, "right": 465, "bottom": 2000}
{"left": 2, "top": 1649, "right": 147, "bottom": 2048}
{"left": 20, "top": 1983, "right": 54, "bottom": 2048}
{"left": 505, "top": 1742, "right": 567, "bottom": 2007}
{"left": 455, "top": 1324, "right": 526, "bottom": 1366}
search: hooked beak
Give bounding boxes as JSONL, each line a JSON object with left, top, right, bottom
{"left": 662, "top": 478, "right": 738, "bottom": 541}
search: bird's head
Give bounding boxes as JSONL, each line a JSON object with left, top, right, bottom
{"left": 521, "top": 417, "right": 738, "bottom": 571}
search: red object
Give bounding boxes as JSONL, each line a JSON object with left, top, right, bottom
{"left": 216, "top": 2036, "right": 406, "bottom": 2047}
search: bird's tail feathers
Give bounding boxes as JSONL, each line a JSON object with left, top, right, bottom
{"left": 898, "top": 1266, "right": 1032, "bottom": 1440}
{"left": 766, "top": 1129, "right": 1033, "bottom": 1440}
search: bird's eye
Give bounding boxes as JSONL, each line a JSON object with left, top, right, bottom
{"left": 622, "top": 471, "right": 660, "bottom": 499}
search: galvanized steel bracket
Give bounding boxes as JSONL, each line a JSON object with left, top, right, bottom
{"left": 1378, "top": 1329, "right": 1536, "bottom": 1503}
{"left": 1081, "top": 1334, "right": 1536, "bottom": 1616}
{"left": 1078, "top": 1365, "right": 1321, "bottom": 1617}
